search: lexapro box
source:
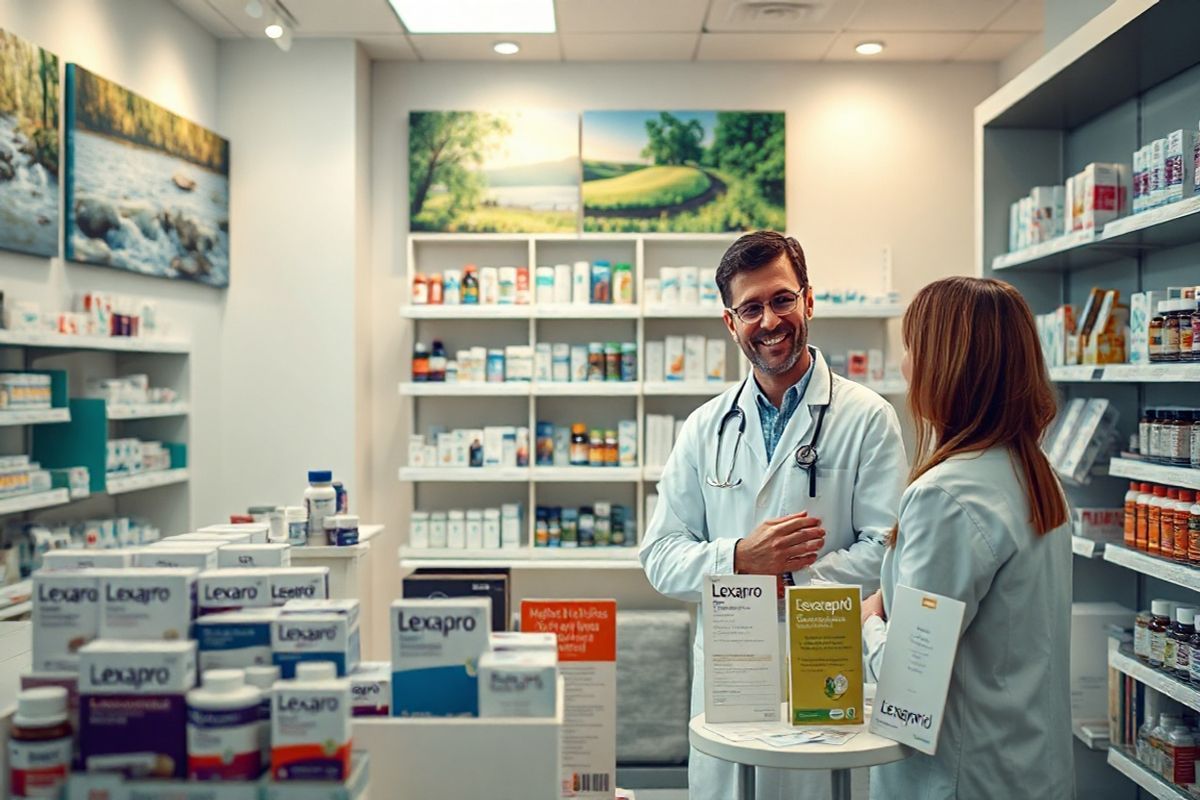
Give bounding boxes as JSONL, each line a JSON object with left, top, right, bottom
{"left": 78, "top": 640, "right": 197, "bottom": 779}
{"left": 98, "top": 568, "right": 196, "bottom": 642}
{"left": 271, "top": 612, "right": 359, "bottom": 678}
{"left": 350, "top": 662, "right": 391, "bottom": 717}
{"left": 218, "top": 543, "right": 291, "bottom": 569}
{"left": 32, "top": 570, "right": 101, "bottom": 672}
{"left": 197, "top": 569, "right": 274, "bottom": 614}
{"left": 266, "top": 567, "right": 330, "bottom": 604}
{"left": 195, "top": 608, "right": 281, "bottom": 671}
{"left": 391, "top": 597, "right": 491, "bottom": 717}
{"left": 41, "top": 550, "right": 134, "bottom": 570}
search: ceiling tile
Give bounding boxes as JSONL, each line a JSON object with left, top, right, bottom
{"left": 989, "top": 0, "right": 1043, "bottom": 32}
{"left": 556, "top": 0, "right": 707, "bottom": 33}
{"left": 561, "top": 33, "right": 698, "bottom": 60}
{"left": 409, "top": 34, "right": 562, "bottom": 61}
{"left": 953, "top": 31, "right": 1034, "bottom": 60}
{"left": 358, "top": 34, "right": 419, "bottom": 60}
{"left": 846, "top": 0, "right": 1013, "bottom": 32}
{"left": 825, "top": 31, "right": 976, "bottom": 60}
{"left": 696, "top": 32, "right": 836, "bottom": 61}
{"left": 704, "top": 0, "right": 865, "bottom": 33}
{"left": 170, "top": 0, "right": 246, "bottom": 37}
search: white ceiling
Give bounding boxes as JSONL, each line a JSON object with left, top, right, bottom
{"left": 171, "top": 0, "right": 1043, "bottom": 63}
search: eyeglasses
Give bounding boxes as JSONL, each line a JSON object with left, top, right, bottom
{"left": 728, "top": 290, "right": 805, "bottom": 324}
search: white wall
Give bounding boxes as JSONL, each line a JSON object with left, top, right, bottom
{"left": 215, "top": 38, "right": 365, "bottom": 514}
{"left": 0, "top": 0, "right": 220, "bottom": 532}
{"left": 369, "top": 61, "right": 999, "bottom": 599}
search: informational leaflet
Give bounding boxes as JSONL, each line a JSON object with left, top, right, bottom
{"left": 521, "top": 599, "right": 617, "bottom": 799}
{"left": 869, "top": 585, "right": 965, "bottom": 755}
{"left": 785, "top": 585, "right": 862, "bottom": 726}
{"left": 703, "top": 575, "right": 780, "bottom": 723}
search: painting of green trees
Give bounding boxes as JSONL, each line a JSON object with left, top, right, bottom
{"left": 409, "top": 110, "right": 579, "bottom": 233}
{"left": 582, "top": 111, "right": 785, "bottom": 233}
{"left": 0, "top": 28, "right": 59, "bottom": 257}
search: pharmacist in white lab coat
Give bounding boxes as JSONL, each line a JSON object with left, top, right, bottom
{"left": 639, "top": 231, "right": 907, "bottom": 800}
{"left": 862, "top": 277, "right": 1073, "bottom": 799}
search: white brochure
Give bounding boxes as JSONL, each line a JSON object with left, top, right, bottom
{"left": 703, "top": 574, "right": 781, "bottom": 723}
{"left": 869, "top": 584, "right": 965, "bottom": 755}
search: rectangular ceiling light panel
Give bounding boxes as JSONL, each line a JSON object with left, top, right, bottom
{"left": 389, "top": 0, "right": 556, "bottom": 33}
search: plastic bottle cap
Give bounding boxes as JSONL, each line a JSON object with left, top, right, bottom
{"left": 1178, "top": 607, "right": 1197, "bottom": 626}
{"left": 15, "top": 687, "right": 67, "bottom": 727}
{"left": 308, "top": 470, "right": 332, "bottom": 483}
{"left": 340, "top": 515, "right": 359, "bottom": 527}
{"left": 1153, "top": 599, "right": 1174, "bottom": 616}
{"left": 295, "top": 661, "right": 338, "bottom": 681}
{"left": 244, "top": 665, "right": 281, "bottom": 689}
{"left": 203, "top": 669, "right": 246, "bottom": 692}
{"left": 1155, "top": 485, "right": 1168, "bottom": 497}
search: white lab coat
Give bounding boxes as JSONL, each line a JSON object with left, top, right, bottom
{"left": 863, "top": 448, "right": 1073, "bottom": 799}
{"left": 640, "top": 348, "right": 907, "bottom": 800}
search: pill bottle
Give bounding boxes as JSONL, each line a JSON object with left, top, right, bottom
{"left": 1189, "top": 620, "right": 1200, "bottom": 684}
{"left": 1191, "top": 496, "right": 1200, "bottom": 566}
{"left": 412, "top": 342, "right": 430, "bottom": 382}
{"left": 1175, "top": 490, "right": 1196, "bottom": 563}
{"left": 1150, "top": 303, "right": 1167, "bottom": 362}
{"left": 323, "top": 515, "right": 339, "bottom": 547}
{"left": 1137, "top": 483, "right": 1154, "bottom": 550}
{"left": 1163, "top": 300, "right": 1183, "bottom": 362}
{"left": 1170, "top": 607, "right": 1197, "bottom": 679}
{"left": 1125, "top": 482, "right": 1140, "bottom": 547}
{"left": 304, "top": 471, "right": 337, "bottom": 545}
{"left": 1163, "top": 488, "right": 1181, "bottom": 558}
{"left": 443, "top": 269, "right": 462, "bottom": 305}
{"left": 1177, "top": 411, "right": 1195, "bottom": 466}
{"left": 1192, "top": 303, "right": 1200, "bottom": 361}
{"left": 8, "top": 687, "right": 71, "bottom": 800}
{"left": 1194, "top": 409, "right": 1200, "bottom": 468}
{"left": 244, "top": 665, "right": 279, "bottom": 769}
{"left": 569, "top": 425, "right": 589, "bottom": 466}
{"left": 461, "top": 265, "right": 480, "bottom": 304}
{"left": 1149, "top": 485, "right": 1168, "bottom": 555}
{"left": 285, "top": 506, "right": 308, "bottom": 546}
{"left": 411, "top": 273, "right": 428, "bottom": 305}
{"left": 589, "top": 429, "right": 605, "bottom": 466}
{"left": 428, "top": 275, "right": 444, "bottom": 305}
{"left": 1150, "top": 599, "right": 1174, "bottom": 668}
{"left": 1167, "top": 726, "right": 1196, "bottom": 787}
{"left": 187, "top": 670, "right": 263, "bottom": 781}
{"left": 336, "top": 515, "right": 360, "bottom": 547}
{"left": 1140, "top": 408, "right": 1153, "bottom": 457}
{"left": 1135, "top": 610, "right": 1152, "bottom": 662}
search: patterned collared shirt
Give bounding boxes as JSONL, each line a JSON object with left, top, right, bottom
{"left": 753, "top": 348, "right": 816, "bottom": 462}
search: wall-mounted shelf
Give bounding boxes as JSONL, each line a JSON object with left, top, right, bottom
{"left": 532, "top": 382, "right": 639, "bottom": 397}
{"left": 1072, "top": 535, "right": 1109, "bottom": 559}
{"left": 643, "top": 381, "right": 736, "bottom": 397}
{"left": 105, "top": 402, "right": 190, "bottom": 420}
{"left": 1109, "top": 458, "right": 1200, "bottom": 491}
{"left": 1051, "top": 364, "right": 1200, "bottom": 383}
{"left": 0, "top": 408, "right": 70, "bottom": 427}
{"left": 398, "top": 467, "right": 530, "bottom": 482}
{"left": 1107, "top": 745, "right": 1190, "bottom": 800}
{"left": 399, "top": 383, "right": 529, "bottom": 397}
{"left": 534, "top": 304, "right": 639, "bottom": 320}
{"left": 1110, "top": 645, "right": 1200, "bottom": 713}
{"left": 643, "top": 466, "right": 665, "bottom": 482}
{"left": 1103, "top": 544, "right": 1200, "bottom": 593}
{"left": 0, "top": 489, "right": 71, "bottom": 517}
{"left": 106, "top": 468, "right": 190, "bottom": 495}
{"left": 531, "top": 466, "right": 641, "bottom": 483}
{"left": 399, "top": 546, "right": 641, "bottom": 571}
{"left": 400, "top": 305, "right": 530, "bottom": 320}
{"left": 0, "top": 330, "right": 190, "bottom": 354}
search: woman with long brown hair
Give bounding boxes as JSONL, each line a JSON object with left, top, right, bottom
{"left": 861, "top": 276, "right": 1073, "bottom": 798}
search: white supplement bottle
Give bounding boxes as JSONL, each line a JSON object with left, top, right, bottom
{"left": 285, "top": 506, "right": 308, "bottom": 546}
{"left": 244, "top": 665, "right": 279, "bottom": 769}
{"left": 187, "top": 669, "right": 263, "bottom": 781}
{"left": 8, "top": 687, "right": 72, "bottom": 800}
{"left": 304, "top": 471, "right": 336, "bottom": 545}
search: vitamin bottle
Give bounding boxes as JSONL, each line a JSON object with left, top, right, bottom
{"left": 1135, "top": 610, "right": 1152, "bottom": 662}
{"left": 1125, "top": 481, "right": 1141, "bottom": 547}
{"left": 8, "top": 687, "right": 71, "bottom": 800}
{"left": 461, "top": 265, "right": 480, "bottom": 304}
{"left": 428, "top": 274, "right": 444, "bottom": 305}
{"left": 411, "top": 272, "right": 428, "bottom": 305}
{"left": 1170, "top": 607, "right": 1197, "bottom": 680}
{"left": 1138, "top": 713, "right": 1156, "bottom": 763}
{"left": 1177, "top": 410, "right": 1195, "bottom": 466}
{"left": 1150, "top": 485, "right": 1168, "bottom": 555}
{"left": 429, "top": 340, "right": 447, "bottom": 382}
{"left": 304, "top": 470, "right": 337, "bottom": 545}
{"left": 1191, "top": 494, "right": 1200, "bottom": 566}
{"left": 1182, "top": 303, "right": 1196, "bottom": 362}
{"left": 443, "top": 269, "right": 462, "bottom": 305}
{"left": 1189, "top": 619, "right": 1200, "bottom": 685}
{"left": 1152, "top": 410, "right": 1166, "bottom": 464}
{"left": 569, "top": 424, "right": 589, "bottom": 466}
{"left": 588, "top": 429, "right": 605, "bottom": 466}
{"left": 1176, "top": 490, "right": 1196, "bottom": 564}
{"left": 187, "top": 669, "right": 263, "bottom": 780}
{"left": 1152, "top": 713, "right": 1181, "bottom": 775}
{"left": 1150, "top": 599, "right": 1174, "bottom": 668}
{"left": 1137, "top": 483, "right": 1154, "bottom": 550}
{"left": 1167, "top": 726, "right": 1196, "bottom": 787}
{"left": 1141, "top": 408, "right": 1154, "bottom": 458}
{"left": 1194, "top": 409, "right": 1200, "bottom": 469}
{"left": 244, "top": 665, "right": 279, "bottom": 769}
{"left": 1192, "top": 303, "right": 1200, "bottom": 362}
{"left": 1163, "top": 300, "right": 1184, "bottom": 362}
{"left": 412, "top": 342, "right": 430, "bottom": 382}
{"left": 1150, "top": 302, "right": 1168, "bottom": 362}
{"left": 1163, "top": 488, "right": 1181, "bottom": 558}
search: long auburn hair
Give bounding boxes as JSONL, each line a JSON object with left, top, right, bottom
{"left": 888, "top": 277, "right": 1067, "bottom": 546}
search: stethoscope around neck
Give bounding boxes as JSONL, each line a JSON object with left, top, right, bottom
{"left": 705, "top": 374, "right": 832, "bottom": 497}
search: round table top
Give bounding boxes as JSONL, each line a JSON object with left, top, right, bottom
{"left": 689, "top": 708, "right": 912, "bottom": 772}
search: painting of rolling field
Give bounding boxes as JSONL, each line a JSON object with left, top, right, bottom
{"left": 582, "top": 110, "right": 785, "bottom": 233}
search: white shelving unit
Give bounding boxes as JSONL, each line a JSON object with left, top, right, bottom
{"left": 1051, "top": 365, "right": 1200, "bottom": 383}
{"left": 0, "top": 330, "right": 190, "bottom": 353}
{"left": 1072, "top": 534, "right": 1109, "bottom": 560}
{"left": 0, "top": 408, "right": 70, "bottom": 427}
{"left": 1103, "top": 544, "right": 1200, "bottom": 593}
{"left": 0, "top": 489, "right": 71, "bottom": 516}
{"left": 106, "top": 468, "right": 190, "bottom": 496}
{"left": 105, "top": 402, "right": 190, "bottom": 420}
{"left": 1109, "top": 459, "right": 1200, "bottom": 491}
{"left": 399, "top": 545, "right": 641, "bottom": 572}
{"left": 1110, "top": 646, "right": 1200, "bottom": 712}
{"left": 401, "top": 232, "right": 905, "bottom": 569}
{"left": 1107, "top": 746, "right": 1191, "bottom": 800}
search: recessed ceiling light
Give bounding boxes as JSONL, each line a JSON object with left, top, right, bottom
{"left": 493, "top": 41, "right": 520, "bottom": 55}
{"left": 265, "top": 21, "right": 284, "bottom": 39}
{"left": 244, "top": 0, "right": 264, "bottom": 19}
{"left": 388, "top": 0, "right": 555, "bottom": 34}
{"left": 855, "top": 41, "right": 885, "bottom": 56}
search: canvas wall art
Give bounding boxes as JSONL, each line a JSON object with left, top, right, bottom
{"left": 581, "top": 110, "right": 785, "bottom": 233}
{"left": 0, "top": 28, "right": 59, "bottom": 258}
{"left": 65, "top": 64, "right": 230, "bottom": 287}
{"left": 409, "top": 110, "right": 579, "bottom": 233}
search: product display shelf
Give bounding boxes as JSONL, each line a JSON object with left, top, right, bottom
{"left": 531, "top": 466, "right": 642, "bottom": 483}
{"left": 0, "top": 329, "right": 191, "bottom": 354}
{"left": 1072, "top": 534, "right": 1110, "bottom": 559}
{"left": 1110, "top": 644, "right": 1200, "bottom": 713}
{"left": 398, "top": 382, "right": 530, "bottom": 397}
{"left": 104, "top": 401, "right": 190, "bottom": 420}
{"left": 0, "top": 580, "right": 32, "bottom": 621}
{"left": 1050, "top": 364, "right": 1200, "bottom": 383}
{"left": 643, "top": 380, "right": 738, "bottom": 397}
{"left": 534, "top": 303, "right": 640, "bottom": 319}
{"left": 0, "top": 407, "right": 69, "bottom": 426}
{"left": 1108, "top": 458, "right": 1200, "bottom": 491}
{"left": 105, "top": 468, "right": 190, "bottom": 495}
{"left": 533, "top": 381, "right": 640, "bottom": 397}
{"left": 1102, "top": 544, "right": 1200, "bottom": 593}
{"left": 0, "top": 488, "right": 71, "bottom": 517}
{"left": 398, "top": 466, "right": 530, "bottom": 482}
{"left": 643, "top": 465, "right": 665, "bottom": 482}
{"left": 1107, "top": 745, "right": 1191, "bottom": 800}
{"left": 399, "top": 545, "right": 642, "bottom": 571}
{"left": 642, "top": 303, "right": 904, "bottom": 319}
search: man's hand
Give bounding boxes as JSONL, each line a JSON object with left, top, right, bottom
{"left": 733, "top": 512, "right": 825, "bottom": 575}
{"left": 862, "top": 589, "right": 885, "bottom": 622}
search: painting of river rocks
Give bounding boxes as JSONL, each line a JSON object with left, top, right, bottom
{"left": 65, "top": 64, "right": 229, "bottom": 287}
{"left": 0, "top": 29, "right": 59, "bottom": 258}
